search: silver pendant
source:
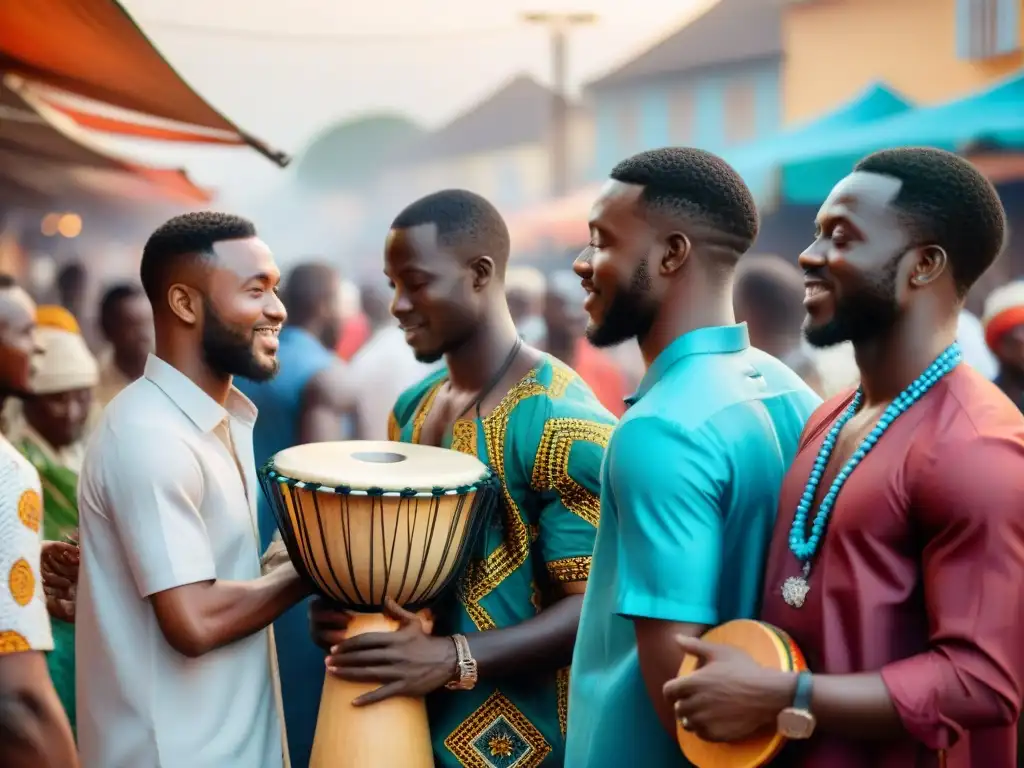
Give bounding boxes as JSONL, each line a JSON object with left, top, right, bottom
{"left": 781, "top": 563, "right": 812, "bottom": 608}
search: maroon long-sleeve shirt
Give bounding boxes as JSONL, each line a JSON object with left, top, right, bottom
{"left": 761, "top": 365, "right": 1024, "bottom": 768}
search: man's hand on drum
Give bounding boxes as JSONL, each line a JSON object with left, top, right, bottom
{"left": 663, "top": 636, "right": 797, "bottom": 743}
{"left": 310, "top": 596, "right": 458, "bottom": 705}
{"left": 41, "top": 540, "right": 80, "bottom": 624}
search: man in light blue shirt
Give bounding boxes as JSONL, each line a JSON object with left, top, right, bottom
{"left": 566, "top": 148, "right": 820, "bottom": 767}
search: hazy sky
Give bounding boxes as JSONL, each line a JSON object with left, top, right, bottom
{"left": 112, "top": 0, "right": 711, "bottom": 206}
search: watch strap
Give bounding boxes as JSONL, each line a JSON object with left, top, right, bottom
{"left": 445, "top": 633, "right": 478, "bottom": 690}
{"left": 792, "top": 670, "right": 813, "bottom": 710}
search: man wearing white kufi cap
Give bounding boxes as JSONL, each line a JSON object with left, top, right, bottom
{"left": 5, "top": 305, "right": 99, "bottom": 737}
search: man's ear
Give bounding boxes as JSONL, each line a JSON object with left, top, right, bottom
{"left": 469, "top": 255, "right": 496, "bottom": 291}
{"left": 661, "top": 231, "right": 692, "bottom": 276}
{"left": 908, "top": 244, "right": 948, "bottom": 288}
{"left": 168, "top": 284, "right": 201, "bottom": 326}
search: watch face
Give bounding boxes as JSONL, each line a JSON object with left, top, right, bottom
{"left": 777, "top": 708, "right": 816, "bottom": 740}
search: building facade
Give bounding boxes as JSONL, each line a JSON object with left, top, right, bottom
{"left": 585, "top": 0, "right": 784, "bottom": 177}
{"left": 783, "top": 0, "right": 1023, "bottom": 124}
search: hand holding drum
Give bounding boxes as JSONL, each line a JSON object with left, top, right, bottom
{"left": 671, "top": 619, "right": 809, "bottom": 768}
{"left": 258, "top": 440, "right": 500, "bottom": 768}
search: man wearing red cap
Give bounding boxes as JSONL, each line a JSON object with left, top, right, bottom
{"left": 982, "top": 281, "right": 1024, "bottom": 411}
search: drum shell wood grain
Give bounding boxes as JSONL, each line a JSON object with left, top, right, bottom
{"left": 277, "top": 483, "right": 476, "bottom": 608}
{"left": 310, "top": 612, "right": 433, "bottom": 768}
{"left": 676, "top": 619, "right": 807, "bottom": 768}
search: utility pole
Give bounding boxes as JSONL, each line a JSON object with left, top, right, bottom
{"left": 521, "top": 11, "right": 597, "bottom": 199}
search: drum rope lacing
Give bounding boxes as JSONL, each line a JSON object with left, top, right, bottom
{"left": 257, "top": 458, "right": 502, "bottom": 610}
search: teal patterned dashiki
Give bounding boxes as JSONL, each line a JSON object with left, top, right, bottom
{"left": 388, "top": 356, "right": 616, "bottom": 767}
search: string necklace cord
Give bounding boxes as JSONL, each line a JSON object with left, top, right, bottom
{"left": 455, "top": 336, "right": 524, "bottom": 422}
{"left": 781, "top": 342, "right": 962, "bottom": 607}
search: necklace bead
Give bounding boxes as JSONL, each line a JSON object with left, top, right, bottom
{"left": 787, "top": 343, "right": 962, "bottom": 563}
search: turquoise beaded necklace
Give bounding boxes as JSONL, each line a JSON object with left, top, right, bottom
{"left": 780, "top": 342, "right": 962, "bottom": 608}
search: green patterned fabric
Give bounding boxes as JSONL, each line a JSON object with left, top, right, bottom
{"left": 389, "top": 357, "right": 616, "bottom": 767}
{"left": 18, "top": 436, "right": 78, "bottom": 734}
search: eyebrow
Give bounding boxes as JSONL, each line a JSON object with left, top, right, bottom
{"left": 245, "top": 271, "right": 279, "bottom": 285}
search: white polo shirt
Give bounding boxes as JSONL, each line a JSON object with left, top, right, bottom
{"left": 76, "top": 355, "right": 283, "bottom": 768}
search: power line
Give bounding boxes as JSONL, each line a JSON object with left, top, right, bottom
{"left": 140, "top": 19, "right": 522, "bottom": 44}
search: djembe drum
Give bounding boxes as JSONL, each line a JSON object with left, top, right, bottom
{"left": 676, "top": 619, "right": 808, "bottom": 768}
{"left": 258, "top": 440, "right": 500, "bottom": 768}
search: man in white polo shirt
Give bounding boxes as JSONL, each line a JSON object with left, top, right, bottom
{"left": 76, "top": 213, "right": 309, "bottom": 768}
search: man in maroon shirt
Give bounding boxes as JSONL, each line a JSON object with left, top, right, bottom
{"left": 664, "top": 147, "right": 1024, "bottom": 767}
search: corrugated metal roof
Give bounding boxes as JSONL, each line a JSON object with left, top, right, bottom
{"left": 587, "top": 0, "right": 782, "bottom": 90}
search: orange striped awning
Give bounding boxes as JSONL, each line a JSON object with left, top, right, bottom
{"left": 0, "top": 81, "right": 212, "bottom": 208}
{"left": 0, "top": 0, "right": 288, "bottom": 165}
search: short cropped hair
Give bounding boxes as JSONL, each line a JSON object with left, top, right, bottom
{"left": 610, "top": 147, "right": 760, "bottom": 252}
{"left": 99, "top": 283, "right": 144, "bottom": 338}
{"left": 140, "top": 212, "right": 256, "bottom": 304}
{"left": 734, "top": 255, "right": 805, "bottom": 335}
{"left": 853, "top": 147, "right": 1006, "bottom": 295}
{"left": 280, "top": 262, "right": 339, "bottom": 326}
{"left": 391, "top": 189, "right": 511, "bottom": 271}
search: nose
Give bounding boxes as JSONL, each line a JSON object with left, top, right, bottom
{"left": 797, "top": 241, "right": 827, "bottom": 272}
{"left": 573, "top": 247, "right": 594, "bottom": 279}
{"left": 265, "top": 291, "right": 287, "bottom": 324}
{"left": 391, "top": 287, "right": 413, "bottom": 318}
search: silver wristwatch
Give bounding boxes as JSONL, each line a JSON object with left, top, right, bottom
{"left": 445, "top": 633, "right": 478, "bottom": 691}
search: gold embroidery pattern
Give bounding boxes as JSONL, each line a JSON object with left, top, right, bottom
{"left": 464, "top": 375, "right": 546, "bottom": 630}
{"left": 530, "top": 418, "right": 612, "bottom": 527}
{"left": 17, "top": 490, "right": 41, "bottom": 533}
{"left": 546, "top": 556, "right": 591, "bottom": 583}
{"left": 8, "top": 559, "right": 35, "bottom": 607}
{"left": 386, "top": 411, "right": 400, "bottom": 441}
{"left": 443, "top": 690, "right": 552, "bottom": 768}
{"left": 547, "top": 364, "right": 575, "bottom": 399}
{"left": 411, "top": 380, "right": 444, "bottom": 444}
{"left": 0, "top": 630, "right": 30, "bottom": 654}
{"left": 556, "top": 667, "right": 571, "bottom": 736}
{"left": 451, "top": 419, "right": 478, "bottom": 456}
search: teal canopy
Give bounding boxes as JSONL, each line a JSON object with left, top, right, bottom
{"left": 780, "top": 72, "right": 1024, "bottom": 204}
{"left": 727, "top": 82, "right": 913, "bottom": 204}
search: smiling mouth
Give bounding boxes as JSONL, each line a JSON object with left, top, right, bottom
{"left": 804, "top": 282, "right": 831, "bottom": 297}
{"left": 254, "top": 327, "right": 281, "bottom": 337}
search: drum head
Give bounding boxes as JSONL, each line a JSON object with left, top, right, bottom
{"left": 271, "top": 440, "right": 488, "bottom": 492}
{"left": 677, "top": 619, "right": 806, "bottom": 768}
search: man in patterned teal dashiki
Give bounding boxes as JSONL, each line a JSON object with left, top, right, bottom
{"left": 311, "top": 189, "right": 615, "bottom": 767}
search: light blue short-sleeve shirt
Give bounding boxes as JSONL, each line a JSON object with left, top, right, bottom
{"left": 565, "top": 325, "right": 820, "bottom": 768}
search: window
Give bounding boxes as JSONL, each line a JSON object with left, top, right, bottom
{"left": 956, "top": 0, "right": 1021, "bottom": 59}
{"left": 723, "top": 79, "right": 758, "bottom": 145}
{"left": 668, "top": 87, "right": 695, "bottom": 145}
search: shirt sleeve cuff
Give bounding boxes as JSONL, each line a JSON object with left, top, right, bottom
{"left": 615, "top": 591, "right": 719, "bottom": 625}
{"left": 880, "top": 653, "right": 951, "bottom": 750}
{"left": 135, "top": 563, "right": 218, "bottom": 599}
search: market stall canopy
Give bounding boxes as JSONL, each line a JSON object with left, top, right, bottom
{"left": 1, "top": 78, "right": 212, "bottom": 208}
{"left": 506, "top": 184, "right": 603, "bottom": 253}
{"left": 726, "top": 82, "right": 913, "bottom": 204}
{"left": 777, "top": 72, "right": 1024, "bottom": 204}
{"left": 0, "top": 0, "right": 289, "bottom": 165}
